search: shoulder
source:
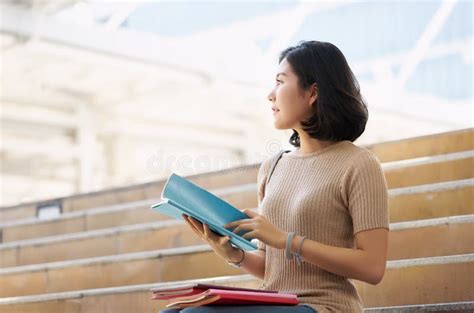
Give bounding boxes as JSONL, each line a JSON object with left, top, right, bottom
{"left": 343, "top": 142, "right": 382, "bottom": 167}
{"left": 340, "top": 144, "right": 385, "bottom": 185}
{"left": 352, "top": 146, "right": 382, "bottom": 167}
{"left": 258, "top": 150, "right": 288, "bottom": 177}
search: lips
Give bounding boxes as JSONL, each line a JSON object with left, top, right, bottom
{"left": 272, "top": 107, "right": 280, "bottom": 115}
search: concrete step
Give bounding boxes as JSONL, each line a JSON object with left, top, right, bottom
{"left": 1, "top": 127, "right": 471, "bottom": 222}
{"left": 353, "top": 254, "right": 474, "bottom": 308}
{"left": 2, "top": 177, "right": 472, "bottom": 244}
{"left": 0, "top": 245, "right": 239, "bottom": 297}
{"left": 0, "top": 165, "right": 260, "bottom": 222}
{"left": 0, "top": 183, "right": 257, "bottom": 242}
{"left": 0, "top": 229, "right": 473, "bottom": 298}
{"left": 367, "top": 128, "right": 473, "bottom": 163}
{"left": 0, "top": 275, "right": 256, "bottom": 313}
{"left": 365, "top": 301, "right": 474, "bottom": 312}
{"left": 1, "top": 213, "right": 472, "bottom": 267}
{"left": 0, "top": 252, "right": 473, "bottom": 312}
{"left": 389, "top": 178, "right": 473, "bottom": 223}
{"left": 0, "top": 220, "right": 198, "bottom": 267}
{"left": 388, "top": 214, "right": 474, "bottom": 260}
{"left": 383, "top": 151, "right": 473, "bottom": 188}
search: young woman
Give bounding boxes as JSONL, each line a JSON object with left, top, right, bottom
{"left": 160, "top": 40, "right": 389, "bottom": 313}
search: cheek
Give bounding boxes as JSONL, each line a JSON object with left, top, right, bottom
{"left": 274, "top": 86, "right": 311, "bottom": 125}
{"left": 279, "top": 98, "right": 309, "bottom": 120}
{"left": 275, "top": 103, "right": 310, "bottom": 129}
{"left": 291, "top": 102, "right": 310, "bottom": 117}
{"left": 276, "top": 87, "right": 294, "bottom": 109}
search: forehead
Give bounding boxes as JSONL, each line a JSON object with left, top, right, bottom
{"left": 276, "top": 58, "right": 294, "bottom": 77}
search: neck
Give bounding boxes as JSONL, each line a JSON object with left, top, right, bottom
{"left": 294, "top": 130, "right": 338, "bottom": 155}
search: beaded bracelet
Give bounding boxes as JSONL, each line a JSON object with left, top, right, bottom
{"left": 285, "top": 232, "right": 295, "bottom": 260}
{"left": 294, "top": 236, "right": 306, "bottom": 266}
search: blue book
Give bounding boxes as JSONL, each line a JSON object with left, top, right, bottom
{"left": 151, "top": 173, "right": 257, "bottom": 251}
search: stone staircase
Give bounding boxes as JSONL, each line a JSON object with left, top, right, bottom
{"left": 0, "top": 128, "right": 472, "bottom": 313}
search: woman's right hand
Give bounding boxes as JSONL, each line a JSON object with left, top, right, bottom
{"left": 182, "top": 214, "right": 243, "bottom": 263}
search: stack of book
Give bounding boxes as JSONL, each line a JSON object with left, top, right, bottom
{"left": 151, "top": 283, "right": 299, "bottom": 309}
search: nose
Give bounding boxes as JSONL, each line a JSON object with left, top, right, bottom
{"left": 267, "top": 89, "right": 275, "bottom": 102}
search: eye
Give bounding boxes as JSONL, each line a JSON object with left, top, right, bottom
{"left": 275, "top": 79, "right": 283, "bottom": 85}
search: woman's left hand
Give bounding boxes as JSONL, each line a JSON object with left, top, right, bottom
{"left": 223, "top": 209, "right": 287, "bottom": 249}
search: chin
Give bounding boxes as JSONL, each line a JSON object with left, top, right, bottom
{"left": 273, "top": 119, "right": 293, "bottom": 130}
{"left": 273, "top": 121, "right": 291, "bottom": 130}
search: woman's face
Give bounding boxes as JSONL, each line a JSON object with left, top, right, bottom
{"left": 267, "top": 58, "right": 316, "bottom": 130}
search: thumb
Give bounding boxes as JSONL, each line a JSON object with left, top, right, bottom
{"left": 243, "top": 208, "right": 258, "bottom": 217}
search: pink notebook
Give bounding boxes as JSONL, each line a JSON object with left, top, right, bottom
{"left": 151, "top": 283, "right": 278, "bottom": 300}
{"left": 165, "top": 288, "right": 299, "bottom": 309}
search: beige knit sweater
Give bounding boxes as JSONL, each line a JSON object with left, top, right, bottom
{"left": 256, "top": 140, "right": 389, "bottom": 313}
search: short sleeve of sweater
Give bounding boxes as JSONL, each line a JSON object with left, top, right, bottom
{"left": 256, "top": 157, "right": 272, "bottom": 251}
{"left": 340, "top": 150, "right": 389, "bottom": 235}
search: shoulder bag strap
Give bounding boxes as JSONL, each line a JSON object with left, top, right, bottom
{"left": 265, "top": 149, "right": 290, "bottom": 185}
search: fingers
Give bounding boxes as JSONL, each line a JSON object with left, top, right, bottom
{"left": 203, "top": 223, "right": 217, "bottom": 240}
{"left": 187, "top": 216, "right": 204, "bottom": 233}
{"left": 231, "top": 221, "right": 253, "bottom": 234}
{"left": 243, "top": 208, "right": 258, "bottom": 217}
{"left": 184, "top": 215, "right": 219, "bottom": 241}
{"left": 224, "top": 219, "right": 252, "bottom": 229}
{"left": 183, "top": 215, "right": 228, "bottom": 244}
{"left": 241, "top": 230, "right": 257, "bottom": 240}
{"left": 184, "top": 217, "right": 203, "bottom": 238}
{"left": 204, "top": 223, "right": 227, "bottom": 241}
{"left": 183, "top": 215, "right": 205, "bottom": 239}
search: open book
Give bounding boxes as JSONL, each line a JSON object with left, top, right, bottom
{"left": 151, "top": 283, "right": 299, "bottom": 308}
{"left": 151, "top": 173, "right": 257, "bottom": 251}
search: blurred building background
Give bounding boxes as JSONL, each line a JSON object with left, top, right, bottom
{"left": 0, "top": 0, "right": 472, "bottom": 206}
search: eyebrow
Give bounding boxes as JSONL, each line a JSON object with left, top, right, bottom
{"left": 276, "top": 72, "right": 288, "bottom": 79}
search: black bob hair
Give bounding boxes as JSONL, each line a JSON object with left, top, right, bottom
{"left": 279, "top": 40, "right": 368, "bottom": 147}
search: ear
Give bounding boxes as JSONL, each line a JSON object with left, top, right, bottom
{"left": 308, "top": 83, "right": 318, "bottom": 108}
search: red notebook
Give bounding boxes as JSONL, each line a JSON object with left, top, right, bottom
{"left": 150, "top": 283, "right": 299, "bottom": 309}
